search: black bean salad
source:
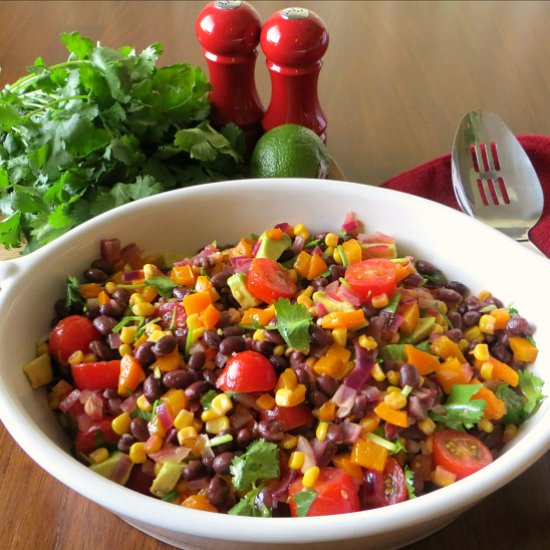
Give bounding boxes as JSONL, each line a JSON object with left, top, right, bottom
{"left": 24, "top": 213, "right": 544, "bottom": 517}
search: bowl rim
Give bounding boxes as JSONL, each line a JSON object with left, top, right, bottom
{"left": 1, "top": 178, "right": 549, "bottom": 543}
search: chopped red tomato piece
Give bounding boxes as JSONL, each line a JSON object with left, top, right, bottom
{"left": 360, "top": 457, "right": 407, "bottom": 509}
{"left": 71, "top": 360, "right": 121, "bottom": 391}
{"left": 75, "top": 417, "right": 119, "bottom": 454}
{"left": 247, "top": 258, "right": 297, "bottom": 304}
{"left": 261, "top": 404, "right": 314, "bottom": 431}
{"left": 289, "top": 467, "right": 360, "bottom": 517}
{"left": 216, "top": 350, "right": 277, "bottom": 393}
{"left": 344, "top": 258, "right": 397, "bottom": 302}
{"left": 432, "top": 430, "right": 493, "bottom": 480}
{"left": 49, "top": 315, "right": 101, "bottom": 365}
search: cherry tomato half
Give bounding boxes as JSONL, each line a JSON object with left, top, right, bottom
{"left": 216, "top": 350, "right": 278, "bottom": 393}
{"left": 432, "top": 429, "right": 493, "bottom": 480}
{"left": 71, "top": 360, "right": 121, "bottom": 391}
{"left": 360, "top": 457, "right": 407, "bottom": 509}
{"left": 247, "top": 258, "right": 297, "bottom": 304}
{"left": 49, "top": 315, "right": 101, "bottom": 365}
{"left": 344, "top": 258, "right": 397, "bottom": 303}
{"left": 75, "top": 417, "right": 119, "bottom": 454}
{"left": 289, "top": 467, "right": 360, "bottom": 517}
{"left": 261, "top": 404, "right": 314, "bottom": 431}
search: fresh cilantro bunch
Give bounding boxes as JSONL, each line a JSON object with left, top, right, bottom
{"left": 0, "top": 32, "right": 245, "bottom": 252}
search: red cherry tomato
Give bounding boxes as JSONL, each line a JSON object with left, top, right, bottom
{"left": 261, "top": 405, "right": 314, "bottom": 431}
{"left": 360, "top": 457, "right": 407, "bottom": 509}
{"left": 247, "top": 258, "right": 297, "bottom": 304}
{"left": 71, "top": 360, "right": 121, "bottom": 391}
{"left": 433, "top": 430, "right": 493, "bottom": 480}
{"left": 75, "top": 417, "right": 119, "bottom": 454}
{"left": 344, "top": 258, "right": 397, "bottom": 302}
{"left": 49, "top": 315, "right": 101, "bottom": 365}
{"left": 216, "top": 350, "right": 277, "bottom": 393}
{"left": 289, "top": 467, "right": 360, "bottom": 517}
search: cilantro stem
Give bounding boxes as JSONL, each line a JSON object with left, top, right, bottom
{"left": 23, "top": 94, "right": 91, "bottom": 121}
{"left": 9, "top": 60, "right": 91, "bottom": 92}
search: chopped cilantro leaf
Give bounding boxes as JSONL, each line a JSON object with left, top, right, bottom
{"left": 230, "top": 438, "right": 280, "bottom": 492}
{"left": 404, "top": 466, "right": 416, "bottom": 499}
{"left": 519, "top": 370, "right": 545, "bottom": 417}
{"left": 291, "top": 488, "right": 317, "bottom": 517}
{"left": 200, "top": 389, "right": 218, "bottom": 411}
{"left": 273, "top": 298, "right": 312, "bottom": 353}
{"left": 66, "top": 274, "right": 85, "bottom": 309}
{"left": 144, "top": 275, "right": 178, "bottom": 298}
{"left": 228, "top": 483, "right": 271, "bottom": 517}
{"left": 429, "top": 384, "right": 486, "bottom": 431}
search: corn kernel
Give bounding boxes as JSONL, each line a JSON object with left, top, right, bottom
{"left": 186, "top": 313, "right": 204, "bottom": 330}
{"left": 129, "top": 292, "right": 145, "bottom": 306}
{"left": 273, "top": 344, "right": 285, "bottom": 357}
{"left": 302, "top": 466, "right": 320, "bottom": 488}
{"left": 280, "top": 434, "right": 298, "bottom": 450}
{"left": 384, "top": 391, "right": 407, "bottom": 410}
{"left": 118, "top": 343, "right": 133, "bottom": 357}
{"left": 148, "top": 329, "right": 167, "bottom": 343}
{"left": 144, "top": 434, "right": 163, "bottom": 454}
{"left": 120, "top": 326, "right": 137, "bottom": 344}
{"left": 300, "top": 286, "right": 315, "bottom": 299}
{"left": 418, "top": 417, "right": 436, "bottom": 436}
{"left": 205, "top": 415, "right": 230, "bottom": 434}
{"left": 458, "top": 338, "right": 469, "bottom": 351}
{"left": 371, "top": 293, "right": 389, "bottom": 308}
{"left": 464, "top": 326, "right": 483, "bottom": 342}
{"left": 332, "top": 247, "right": 343, "bottom": 265}
{"left": 432, "top": 465, "right": 456, "bottom": 487}
{"left": 479, "top": 314, "right": 496, "bottom": 335}
{"left": 297, "top": 294, "right": 313, "bottom": 308}
{"left": 371, "top": 362, "right": 386, "bottom": 382}
{"left": 174, "top": 409, "right": 195, "bottom": 430}
{"left": 89, "top": 447, "right": 109, "bottom": 464}
{"left": 211, "top": 393, "right": 233, "bottom": 416}
{"left": 201, "top": 409, "right": 220, "bottom": 422}
{"left": 145, "top": 322, "right": 162, "bottom": 335}
{"left": 252, "top": 329, "right": 265, "bottom": 341}
{"left": 277, "top": 368, "right": 298, "bottom": 391}
{"left": 332, "top": 327, "right": 348, "bottom": 347}
{"left": 358, "top": 334, "right": 378, "bottom": 350}
{"left": 105, "top": 281, "right": 117, "bottom": 294}
{"left": 386, "top": 370, "right": 400, "bottom": 386}
{"left": 316, "top": 421, "right": 329, "bottom": 442}
{"left": 477, "top": 418, "right": 494, "bottom": 433}
{"left": 275, "top": 388, "right": 294, "bottom": 407}
{"left": 503, "top": 423, "right": 518, "bottom": 443}
{"left": 324, "top": 233, "right": 339, "bottom": 248}
{"left": 478, "top": 290, "right": 491, "bottom": 301}
{"left": 129, "top": 442, "right": 147, "bottom": 464}
{"left": 177, "top": 426, "right": 198, "bottom": 444}
{"left": 293, "top": 223, "right": 309, "bottom": 240}
{"left": 432, "top": 323, "right": 444, "bottom": 335}
{"left": 318, "top": 400, "right": 336, "bottom": 422}
{"left": 479, "top": 362, "right": 494, "bottom": 381}
{"left": 137, "top": 394, "right": 153, "bottom": 412}
{"left": 111, "top": 412, "right": 132, "bottom": 435}
{"left": 142, "top": 263, "right": 157, "bottom": 280}
{"left": 67, "top": 350, "right": 84, "bottom": 366}
{"left": 473, "top": 343, "right": 490, "bottom": 362}
{"left": 288, "top": 451, "right": 305, "bottom": 470}
{"left": 132, "top": 301, "right": 156, "bottom": 317}
{"left": 359, "top": 414, "right": 379, "bottom": 434}
{"left": 256, "top": 393, "right": 276, "bottom": 410}
{"left": 324, "top": 246, "right": 335, "bottom": 258}
{"left": 141, "top": 285, "right": 158, "bottom": 303}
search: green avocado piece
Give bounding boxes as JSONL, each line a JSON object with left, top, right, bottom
{"left": 405, "top": 317, "right": 436, "bottom": 344}
{"left": 312, "top": 291, "right": 355, "bottom": 313}
{"left": 380, "top": 344, "right": 406, "bottom": 361}
{"left": 255, "top": 230, "right": 292, "bottom": 261}
{"left": 150, "top": 462, "right": 185, "bottom": 498}
{"left": 90, "top": 451, "right": 133, "bottom": 485}
{"left": 227, "top": 273, "right": 261, "bottom": 309}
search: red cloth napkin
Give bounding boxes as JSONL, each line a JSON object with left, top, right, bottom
{"left": 381, "top": 135, "right": 550, "bottom": 256}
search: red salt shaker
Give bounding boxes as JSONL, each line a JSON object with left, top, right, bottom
{"left": 195, "top": 0, "right": 265, "bottom": 148}
{"left": 260, "top": 7, "right": 329, "bottom": 142}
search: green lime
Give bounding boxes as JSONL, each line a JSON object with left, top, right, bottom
{"left": 250, "top": 124, "right": 329, "bottom": 178}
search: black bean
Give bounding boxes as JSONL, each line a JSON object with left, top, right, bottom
{"left": 308, "top": 390, "right": 328, "bottom": 409}
{"left": 99, "top": 299, "right": 126, "bottom": 318}
{"left": 294, "top": 367, "right": 310, "bottom": 391}
{"left": 257, "top": 419, "right": 284, "bottom": 442}
{"left": 328, "top": 264, "right": 346, "bottom": 282}
{"left": 486, "top": 296, "right": 504, "bottom": 308}
{"left": 182, "top": 460, "right": 205, "bottom": 481}
{"left": 506, "top": 316, "right": 533, "bottom": 336}
{"left": 93, "top": 315, "right": 118, "bottom": 335}
{"left": 188, "top": 350, "right": 206, "bottom": 370}
{"left": 437, "top": 288, "right": 463, "bottom": 304}
{"left": 203, "top": 369, "right": 218, "bottom": 387}
{"left": 236, "top": 428, "right": 252, "bottom": 448}
{"left": 215, "top": 352, "right": 228, "bottom": 369}
{"left": 130, "top": 417, "right": 149, "bottom": 442}
{"left": 111, "top": 288, "right": 130, "bottom": 304}
{"left": 152, "top": 335, "right": 178, "bottom": 357}
{"left": 117, "top": 433, "right": 135, "bottom": 453}
{"left": 400, "top": 363, "right": 420, "bottom": 388}
{"left": 89, "top": 340, "right": 114, "bottom": 361}
{"left": 447, "top": 311, "right": 462, "bottom": 330}
{"left": 194, "top": 256, "right": 214, "bottom": 269}
{"left": 143, "top": 375, "right": 164, "bottom": 402}
{"left": 103, "top": 388, "right": 118, "bottom": 400}
{"left": 445, "top": 328, "right": 463, "bottom": 342}
{"left": 317, "top": 374, "right": 339, "bottom": 397}
{"left": 54, "top": 299, "right": 70, "bottom": 319}
{"left": 263, "top": 330, "right": 284, "bottom": 345}
{"left": 446, "top": 280, "right": 468, "bottom": 296}
{"left": 219, "top": 335, "right": 246, "bottom": 355}
{"left": 316, "top": 442, "right": 338, "bottom": 467}
{"left": 162, "top": 369, "right": 198, "bottom": 389}
{"left": 311, "top": 277, "right": 329, "bottom": 290}
{"left": 84, "top": 302, "right": 100, "bottom": 320}
{"left": 91, "top": 258, "right": 115, "bottom": 275}
{"left": 325, "top": 423, "right": 343, "bottom": 444}
{"left": 252, "top": 339, "right": 275, "bottom": 356}
{"left": 203, "top": 330, "right": 221, "bottom": 350}
{"left": 222, "top": 326, "right": 245, "bottom": 337}
{"left": 83, "top": 267, "right": 108, "bottom": 283}
{"left": 134, "top": 341, "right": 156, "bottom": 367}
{"left": 185, "top": 380, "right": 210, "bottom": 402}
{"left": 415, "top": 260, "right": 438, "bottom": 274}
{"left": 202, "top": 455, "right": 215, "bottom": 474}
{"left": 270, "top": 354, "right": 289, "bottom": 373}
{"left": 491, "top": 342, "right": 513, "bottom": 364}
{"left": 351, "top": 394, "right": 368, "bottom": 419}
{"left": 310, "top": 324, "right": 333, "bottom": 347}
{"left": 211, "top": 271, "right": 232, "bottom": 288}
{"left": 402, "top": 273, "right": 425, "bottom": 287}
{"left": 289, "top": 351, "right": 306, "bottom": 369}
{"left": 208, "top": 476, "right": 230, "bottom": 507}
{"left": 462, "top": 310, "right": 481, "bottom": 327}
{"left": 212, "top": 452, "right": 234, "bottom": 474}
{"left": 107, "top": 398, "right": 122, "bottom": 417}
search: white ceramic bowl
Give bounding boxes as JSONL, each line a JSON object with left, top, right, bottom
{"left": 0, "top": 179, "right": 548, "bottom": 550}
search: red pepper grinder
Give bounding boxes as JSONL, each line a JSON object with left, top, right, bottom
{"left": 260, "top": 7, "right": 329, "bottom": 142}
{"left": 195, "top": 0, "right": 265, "bottom": 149}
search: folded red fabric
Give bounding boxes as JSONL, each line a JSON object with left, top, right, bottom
{"left": 381, "top": 135, "right": 550, "bottom": 256}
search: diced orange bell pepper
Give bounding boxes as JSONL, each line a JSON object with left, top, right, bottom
{"left": 326, "top": 343, "right": 352, "bottom": 361}
{"left": 183, "top": 290, "right": 212, "bottom": 316}
{"left": 472, "top": 386, "right": 506, "bottom": 420}
{"left": 80, "top": 283, "right": 102, "bottom": 299}
{"left": 265, "top": 228, "right": 285, "bottom": 240}
{"left": 170, "top": 265, "right": 196, "bottom": 287}
{"left": 508, "top": 337, "right": 539, "bottom": 363}
{"left": 293, "top": 250, "right": 312, "bottom": 279}
{"left": 201, "top": 303, "right": 221, "bottom": 330}
{"left": 319, "top": 309, "right": 366, "bottom": 329}
{"left": 97, "top": 290, "right": 111, "bottom": 306}
{"left": 373, "top": 401, "right": 409, "bottom": 428}
{"left": 332, "top": 453, "right": 364, "bottom": 482}
{"left": 395, "top": 258, "right": 416, "bottom": 282}
{"left": 490, "top": 308, "right": 510, "bottom": 330}
{"left": 318, "top": 400, "right": 336, "bottom": 421}
{"left": 404, "top": 344, "right": 440, "bottom": 375}
{"left": 307, "top": 253, "right": 328, "bottom": 280}
{"left": 241, "top": 307, "right": 275, "bottom": 327}
{"left": 181, "top": 494, "right": 217, "bottom": 512}
{"left": 430, "top": 335, "right": 466, "bottom": 364}
{"left": 161, "top": 388, "right": 187, "bottom": 417}
{"left": 118, "top": 354, "right": 145, "bottom": 398}
{"left": 350, "top": 438, "right": 388, "bottom": 472}
{"left": 150, "top": 349, "right": 182, "bottom": 372}
{"left": 399, "top": 302, "right": 420, "bottom": 335}
{"left": 229, "top": 237, "right": 254, "bottom": 258}
{"left": 341, "top": 238, "right": 362, "bottom": 265}
{"left": 475, "top": 356, "right": 519, "bottom": 387}
{"left": 435, "top": 356, "right": 473, "bottom": 394}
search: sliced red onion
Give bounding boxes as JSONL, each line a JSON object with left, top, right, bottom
{"left": 270, "top": 466, "right": 297, "bottom": 504}
{"left": 193, "top": 243, "right": 219, "bottom": 264}
{"left": 361, "top": 385, "right": 382, "bottom": 404}
{"left": 274, "top": 222, "right": 290, "bottom": 232}
{"left": 121, "top": 269, "right": 145, "bottom": 282}
{"left": 296, "top": 436, "right": 316, "bottom": 472}
{"left": 149, "top": 445, "right": 190, "bottom": 464}
{"left": 230, "top": 256, "right": 253, "bottom": 274}
{"left": 291, "top": 235, "right": 305, "bottom": 256}
{"left": 331, "top": 384, "right": 357, "bottom": 418}
{"left": 337, "top": 284, "right": 361, "bottom": 307}
{"left": 100, "top": 238, "right": 121, "bottom": 265}
{"left": 341, "top": 211, "right": 363, "bottom": 234}
{"left": 120, "top": 392, "right": 139, "bottom": 414}
{"left": 110, "top": 454, "right": 133, "bottom": 485}
{"left": 156, "top": 402, "right": 174, "bottom": 431}
{"left": 341, "top": 422, "right": 362, "bottom": 444}
{"left": 229, "top": 403, "right": 255, "bottom": 429}
{"left": 76, "top": 413, "right": 93, "bottom": 433}
{"left": 107, "top": 332, "right": 122, "bottom": 350}
{"left": 251, "top": 239, "right": 261, "bottom": 256}
{"left": 59, "top": 389, "right": 81, "bottom": 413}
{"left": 324, "top": 291, "right": 342, "bottom": 302}
{"left": 173, "top": 257, "right": 192, "bottom": 267}
{"left": 342, "top": 343, "right": 377, "bottom": 391}
{"left": 311, "top": 245, "right": 323, "bottom": 257}
{"left": 186, "top": 476, "right": 211, "bottom": 493}
{"left": 312, "top": 439, "right": 328, "bottom": 462}
{"left": 315, "top": 302, "right": 328, "bottom": 317}
{"left": 78, "top": 389, "right": 95, "bottom": 404}
{"left": 408, "top": 395, "right": 428, "bottom": 421}
{"left": 357, "top": 231, "right": 395, "bottom": 244}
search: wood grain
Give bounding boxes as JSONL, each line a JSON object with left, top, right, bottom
{"left": 1, "top": 2, "right": 549, "bottom": 549}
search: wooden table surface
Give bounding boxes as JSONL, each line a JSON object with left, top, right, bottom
{"left": 1, "top": 2, "right": 549, "bottom": 549}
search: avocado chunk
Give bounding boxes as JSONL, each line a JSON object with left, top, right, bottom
{"left": 404, "top": 317, "right": 436, "bottom": 344}
{"left": 150, "top": 462, "right": 185, "bottom": 498}
{"left": 380, "top": 343, "right": 406, "bottom": 361}
{"left": 256, "top": 230, "right": 291, "bottom": 261}
{"left": 312, "top": 291, "right": 356, "bottom": 313}
{"left": 90, "top": 451, "right": 133, "bottom": 485}
{"left": 227, "top": 273, "right": 261, "bottom": 309}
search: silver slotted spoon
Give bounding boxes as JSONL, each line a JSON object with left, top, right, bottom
{"left": 451, "top": 110, "right": 545, "bottom": 255}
